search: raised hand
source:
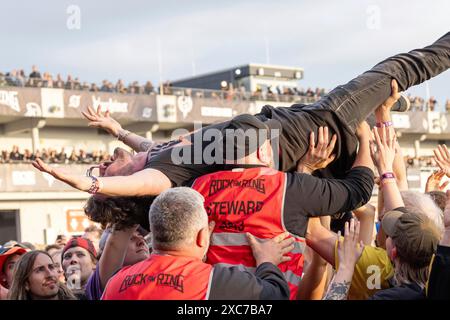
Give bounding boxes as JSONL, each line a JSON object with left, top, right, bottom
{"left": 81, "top": 105, "right": 123, "bottom": 137}
{"left": 425, "top": 170, "right": 450, "bottom": 193}
{"left": 379, "top": 79, "right": 401, "bottom": 111}
{"left": 369, "top": 125, "right": 397, "bottom": 174}
{"left": 433, "top": 145, "right": 450, "bottom": 177}
{"left": 297, "top": 126, "right": 337, "bottom": 174}
{"left": 247, "top": 232, "right": 295, "bottom": 266}
{"left": 337, "top": 219, "right": 364, "bottom": 270}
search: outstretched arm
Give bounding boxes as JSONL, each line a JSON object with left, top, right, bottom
{"left": 82, "top": 106, "right": 156, "bottom": 152}
{"left": 374, "top": 79, "right": 408, "bottom": 190}
{"left": 32, "top": 158, "right": 172, "bottom": 196}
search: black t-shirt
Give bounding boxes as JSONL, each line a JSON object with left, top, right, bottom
{"left": 147, "top": 105, "right": 358, "bottom": 188}
{"left": 145, "top": 121, "right": 232, "bottom": 187}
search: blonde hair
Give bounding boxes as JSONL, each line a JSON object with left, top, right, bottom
{"left": 400, "top": 190, "right": 444, "bottom": 233}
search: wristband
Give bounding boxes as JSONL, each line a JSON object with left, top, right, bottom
{"left": 380, "top": 172, "right": 395, "bottom": 181}
{"left": 375, "top": 121, "right": 393, "bottom": 128}
{"left": 87, "top": 176, "right": 101, "bottom": 194}
{"left": 117, "top": 129, "right": 131, "bottom": 141}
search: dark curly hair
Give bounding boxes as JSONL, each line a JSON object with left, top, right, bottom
{"left": 84, "top": 196, "right": 154, "bottom": 230}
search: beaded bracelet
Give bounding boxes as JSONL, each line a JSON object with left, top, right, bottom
{"left": 88, "top": 176, "right": 101, "bottom": 194}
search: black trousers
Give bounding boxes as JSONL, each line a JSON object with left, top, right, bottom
{"left": 256, "top": 31, "right": 450, "bottom": 172}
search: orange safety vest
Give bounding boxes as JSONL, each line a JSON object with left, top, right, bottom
{"left": 102, "top": 254, "right": 213, "bottom": 300}
{"left": 192, "top": 167, "right": 305, "bottom": 300}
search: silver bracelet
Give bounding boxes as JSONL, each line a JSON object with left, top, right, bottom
{"left": 117, "top": 129, "right": 131, "bottom": 142}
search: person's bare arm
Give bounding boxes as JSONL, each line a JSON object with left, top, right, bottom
{"left": 297, "top": 217, "right": 330, "bottom": 300}
{"left": 32, "top": 159, "right": 171, "bottom": 196}
{"left": 352, "top": 204, "right": 375, "bottom": 246}
{"left": 352, "top": 121, "right": 374, "bottom": 172}
{"left": 98, "top": 226, "right": 137, "bottom": 289}
{"left": 305, "top": 219, "right": 338, "bottom": 268}
{"left": 370, "top": 126, "right": 404, "bottom": 213}
{"left": 323, "top": 219, "right": 363, "bottom": 300}
{"left": 82, "top": 106, "right": 155, "bottom": 152}
{"left": 374, "top": 79, "right": 408, "bottom": 190}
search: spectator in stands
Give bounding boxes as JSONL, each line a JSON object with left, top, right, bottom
{"left": 73, "top": 77, "right": 81, "bottom": 90}
{"left": 81, "top": 82, "right": 90, "bottom": 91}
{"left": 7, "top": 251, "right": 76, "bottom": 300}
{"left": 65, "top": 75, "right": 75, "bottom": 90}
{"left": 57, "top": 148, "right": 67, "bottom": 163}
{"left": 0, "top": 73, "right": 6, "bottom": 87}
{"left": 100, "top": 150, "right": 110, "bottom": 162}
{"left": 91, "top": 150, "right": 100, "bottom": 163}
{"left": 61, "top": 237, "right": 97, "bottom": 300}
{"left": 115, "top": 79, "right": 126, "bottom": 94}
{"left": 427, "top": 97, "right": 438, "bottom": 111}
{"left": 48, "top": 149, "right": 58, "bottom": 163}
{"left": 90, "top": 83, "right": 99, "bottom": 92}
{"left": 83, "top": 225, "right": 103, "bottom": 253}
{"left": 9, "top": 146, "right": 23, "bottom": 161}
{"left": 0, "top": 150, "right": 10, "bottom": 163}
{"left": 29, "top": 65, "right": 41, "bottom": 80}
{"left": 100, "top": 80, "right": 109, "bottom": 92}
{"left": 6, "top": 70, "right": 23, "bottom": 86}
{"left": 23, "top": 149, "right": 34, "bottom": 162}
{"left": 18, "top": 70, "right": 26, "bottom": 85}
{"left": 68, "top": 150, "right": 79, "bottom": 163}
{"left": 78, "top": 149, "right": 91, "bottom": 163}
{"left": 54, "top": 74, "right": 64, "bottom": 88}
{"left": 42, "top": 72, "right": 53, "bottom": 88}
{"left": 128, "top": 81, "right": 142, "bottom": 94}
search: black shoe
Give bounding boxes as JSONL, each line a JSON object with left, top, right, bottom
{"left": 391, "top": 94, "right": 410, "bottom": 112}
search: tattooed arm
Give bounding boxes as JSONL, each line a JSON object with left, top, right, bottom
{"left": 116, "top": 129, "right": 156, "bottom": 152}
{"left": 82, "top": 105, "right": 156, "bottom": 152}
{"left": 323, "top": 219, "right": 364, "bottom": 300}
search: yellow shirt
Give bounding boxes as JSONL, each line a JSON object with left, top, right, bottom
{"left": 335, "top": 241, "right": 394, "bottom": 300}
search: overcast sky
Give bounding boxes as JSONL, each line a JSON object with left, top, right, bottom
{"left": 1, "top": 0, "right": 449, "bottom": 107}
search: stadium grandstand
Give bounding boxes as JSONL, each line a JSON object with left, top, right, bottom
{"left": 0, "top": 63, "right": 449, "bottom": 245}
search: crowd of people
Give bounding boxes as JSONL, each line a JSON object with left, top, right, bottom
{"left": 0, "top": 66, "right": 155, "bottom": 95}
{"left": 0, "top": 146, "right": 111, "bottom": 164}
{"left": 2, "top": 66, "right": 449, "bottom": 110}
{"left": 408, "top": 95, "right": 450, "bottom": 112}
{"left": 1, "top": 32, "right": 450, "bottom": 301}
